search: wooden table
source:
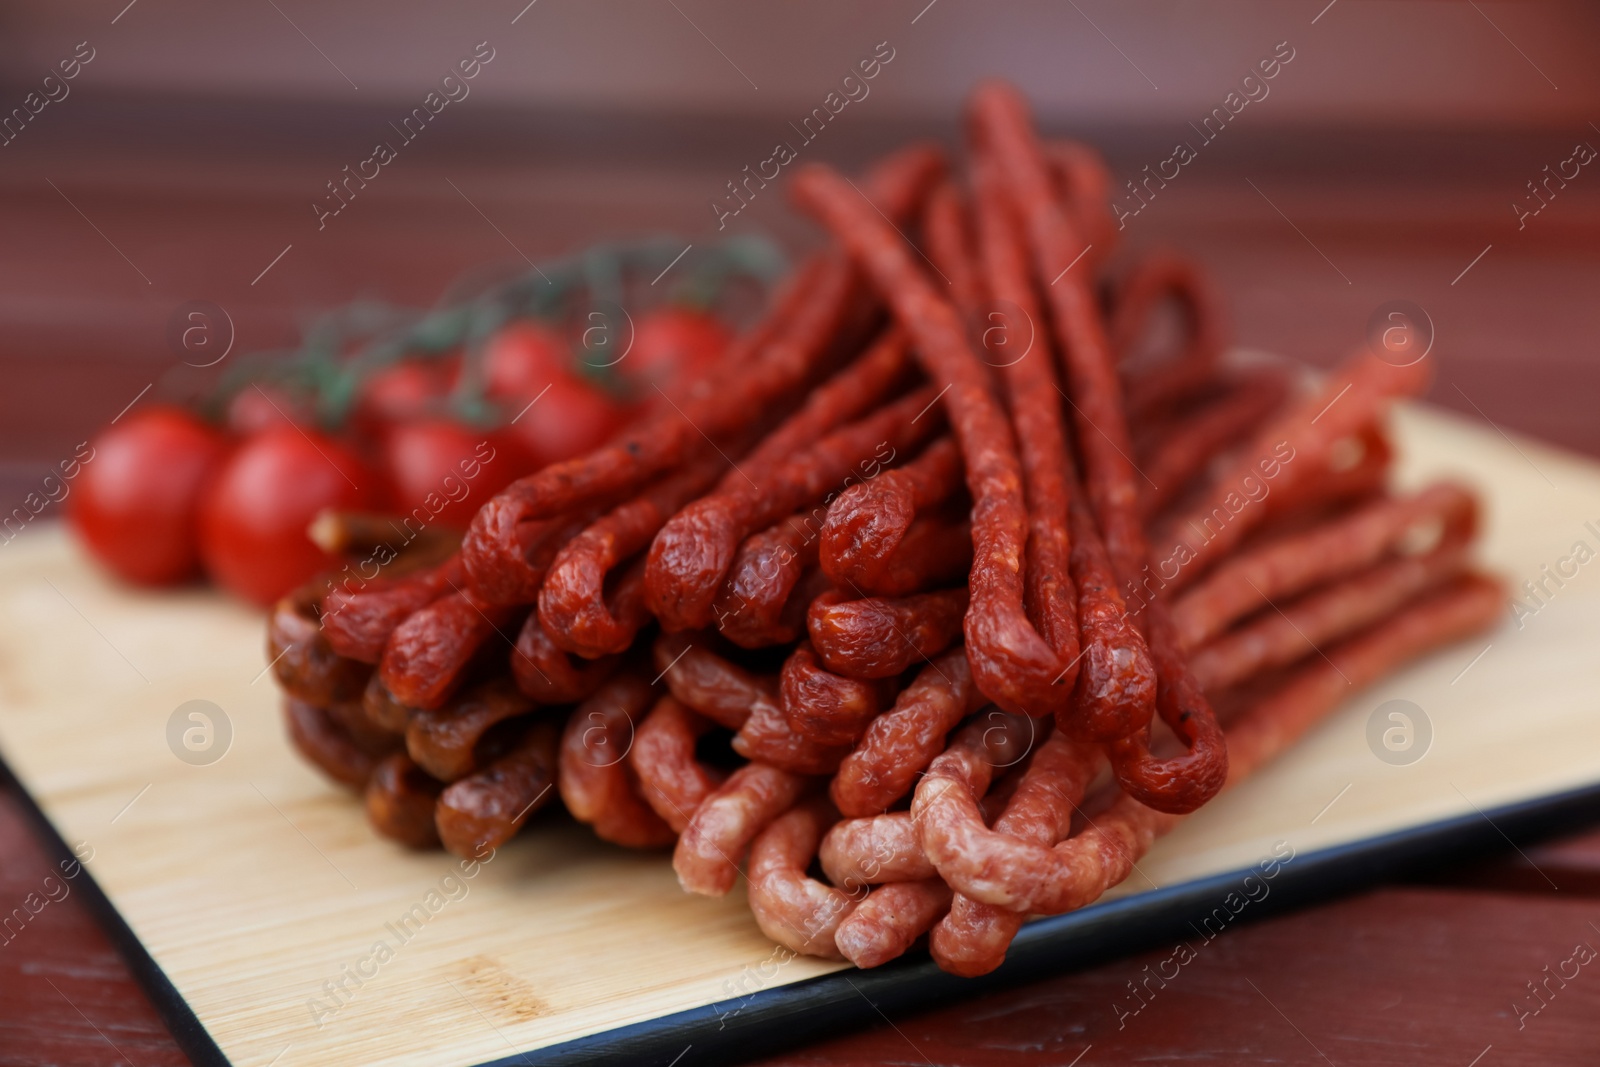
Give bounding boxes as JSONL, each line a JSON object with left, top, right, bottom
{"left": 3, "top": 103, "right": 1599, "bottom": 1065}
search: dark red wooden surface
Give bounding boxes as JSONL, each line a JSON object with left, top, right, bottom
{"left": 2, "top": 101, "right": 1599, "bottom": 1065}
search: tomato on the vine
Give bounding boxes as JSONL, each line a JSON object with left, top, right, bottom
{"left": 352, "top": 358, "right": 459, "bottom": 439}
{"left": 198, "top": 425, "right": 383, "bottom": 605}
{"left": 483, "top": 322, "right": 568, "bottom": 401}
{"left": 620, "top": 306, "right": 730, "bottom": 398}
{"left": 69, "top": 406, "right": 229, "bottom": 587}
{"left": 481, "top": 321, "right": 627, "bottom": 466}
{"left": 226, "top": 385, "right": 311, "bottom": 437}
{"left": 501, "top": 368, "right": 629, "bottom": 468}
{"left": 381, "top": 419, "right": 528, "bottom": 530}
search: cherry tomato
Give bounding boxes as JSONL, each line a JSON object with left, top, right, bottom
{"left": 620, "top": 307, "right": 730, "bottom": 398}
{"left": 483, "top": 322, "right": 568, "bottom": 401}
{"left": 381, "top": 419, "right": 529, "bottom": 530}
{"left": 198, "top": 425, "right": 383, "bottom": 605}
{"left": 226, "top": 385, "right": 311, "bottom": 436}
{"left": 352, "top": 358, "right": 458, "bottom": 438}
{"left": 502, "top": 368, "right": 628, "bottom": 468}
{"left": 69, "top": 406, "right": 229, "bottom": 587}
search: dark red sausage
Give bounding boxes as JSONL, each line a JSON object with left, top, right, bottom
{"left": 538, "top": 450, "right": 730, "bottom": 658}
{"left": 970, "top": 83, "right": 1226, "bottom": 812}
{"left": 791, "top": 163, "right": 1079, "bottom": 721}
{"left": 320, "top": 554, "right": 466, "bottom": 664}
{"left": 778, "top": 642, "right": 897, "bottom": 746}
{"left": 378, "top": 588, "right": 521, "bottom": 710}
{"left": 268, "top": 581, "right": 372, "bottom": 707}
{"left": 807, "top": 587, "right": 968, "bottom": 680}
{"left": 284, "top": 697, "right": 396, "bottom": 789}
{"left": 404, "top": 676, "right": 537, "bottom": 782}
{"left": 510, "top": 612, "right": 620, "bottom": 705}
{"left": 1111, "top": 252, "right": 1228, "bottom": 425}
{"left": 820, "top": 436, "right": 965, "bottom": 594}
{"left": 365, "top": 752, "right": 445, "bottom": 849}
{"left": 646, "top": 383, "right": 944, "bottom": 632}
{"left": 713, "top": 513, "right": 823, "bottom": 648}
{"left": 435, "top": 717, "right": 559, "bottom": 858}
{"left": 629, "top": 696, "right": 728, "bottom": 832}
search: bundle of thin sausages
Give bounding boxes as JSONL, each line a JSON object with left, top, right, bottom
{"left": 268, "top": 82, "right": 1501, "bottom": 977}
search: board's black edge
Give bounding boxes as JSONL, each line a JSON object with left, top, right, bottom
{"left": 5, "top": 742, "right": 1598, "bottom": 1067}
{"left": 495, "top": 780, "right": 1600, "bottom": 1067}
{"left": 0, "top": 754, "right": 233, "bottom": 1067}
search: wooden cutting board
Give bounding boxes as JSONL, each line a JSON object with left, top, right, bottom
{"left": 1, "top": 400, "right": 1597, "bottom": 1067}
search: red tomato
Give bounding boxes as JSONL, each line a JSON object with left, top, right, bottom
{"left": 620, "top": 307, "right": 730, "bottom": 398}
{"left": 226, "top": 385, "right": 311, "bottom": 436}
{"left": 69, "top": 406, "right": 229, "bottom": 586}
{"left": 502, "top": 369, "right": 628, "bottom": 468}
{"left": 353, "top": 359, "right": 458, "bottom": 436}
{"left": 382, "top": 419, "right": 529, "bottom": 529}
{"left": 198, "top": 425, "right": 382, "bottom": 605}
{"left": 483, "top": 322, "right": 568, "bottom": 400}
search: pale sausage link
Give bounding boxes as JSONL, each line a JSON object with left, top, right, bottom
{"left": 558, "top": 674, "right": 676, "bottom": 849}
{"left": 821, "top": 712, "right": 1037, "bottom": 888}
{"left": 652, "top": 631, "right": 755, "bottom": 730}
{"left": 651, "top": 634, "right": 850, "bottom": 774}
{"left": 629, "top": 696, "right": 727, "bottom": 832}
{"left": 674, "top": 762, "right": 812, "bottom": 896}
{"left": 818, "top": 810, "right": 934, "bottom": 889}
{"left": 747, "top": 796, "right": 860, "bottom": 959}
{"left": 930, "top": 731, "right": 1103, "bottom": 976}
{"left": 834, "top": 880, "right": 952, "bottom": 969}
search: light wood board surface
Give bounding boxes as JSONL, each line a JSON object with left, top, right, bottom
{"left": 1, "top": 401, "right": 1596, "bottom": 1067}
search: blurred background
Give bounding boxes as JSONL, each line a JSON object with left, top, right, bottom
{"left": 2, "top": 0, "right": 1598, "bottom": 502}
